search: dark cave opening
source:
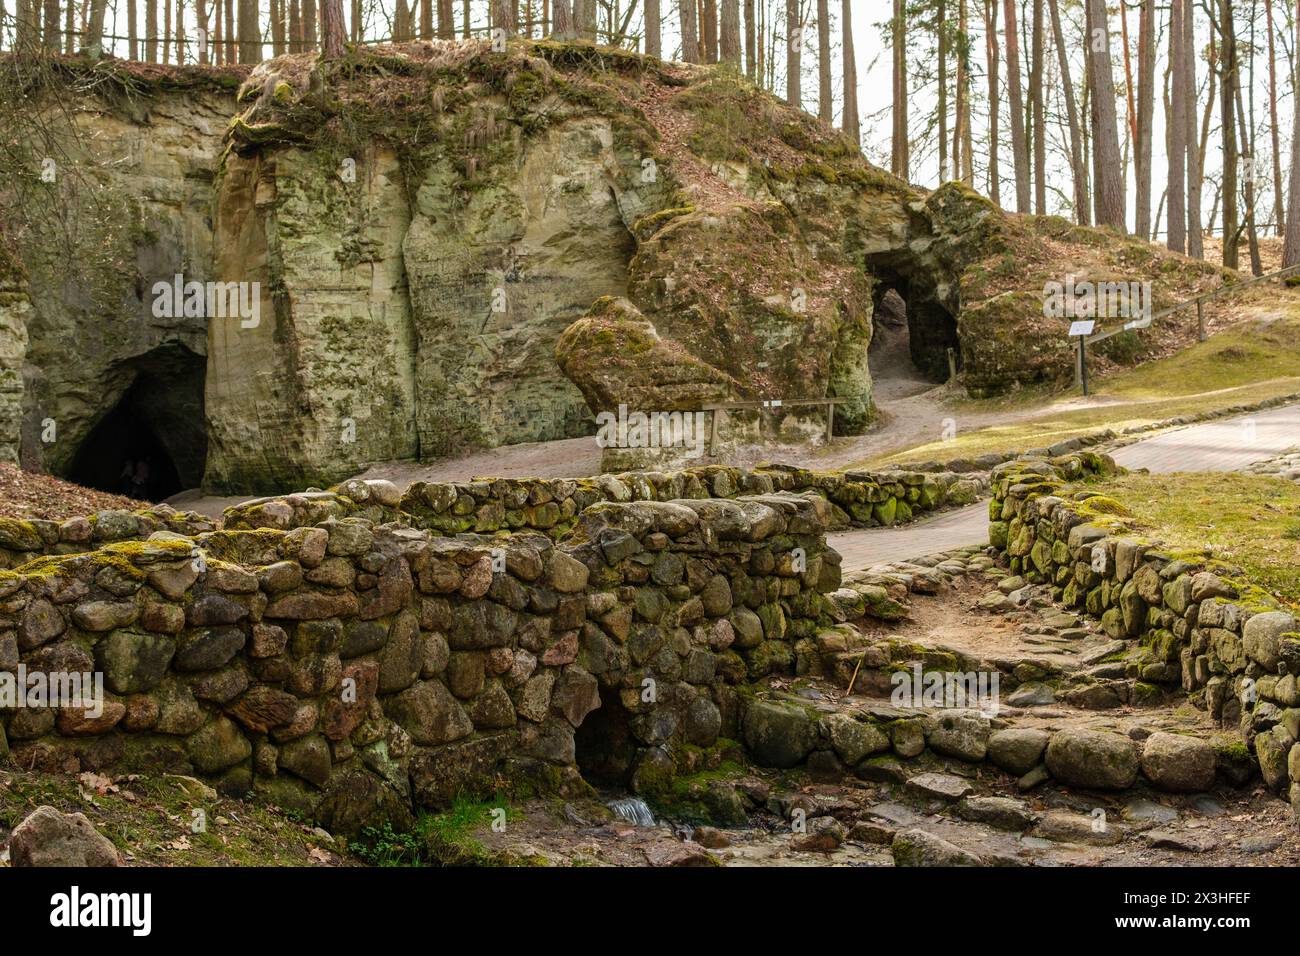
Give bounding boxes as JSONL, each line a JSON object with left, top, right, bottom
{"left": 574, "top": 698, "right": 639, "bottom": 787}
{"left": 66, "top": 344, "right": 208, "bottom": 502}
{"left": 866, "top": 270, "right": 962, "bottom": 385}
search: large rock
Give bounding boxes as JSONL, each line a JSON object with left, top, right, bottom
{"left": 740, "top": 699, "right": 817, "bottom": 768}
{"left": 9, "top": 806, "right": 121, "bottom": 867}
{"left": 1044, "top": 729, "right": 1140, "bottom": 790}
{"left": 987, "top": 728, "right": 1050, "bottom": 775}
{"left": 891, "top": 828, "right": 983, "bottom": 866}
{"left": 1140, "top": 732, "right": 1217, "bottom": 793}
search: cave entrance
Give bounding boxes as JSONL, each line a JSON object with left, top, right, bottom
{"left": 574, "top": 698, "right": 639, "bottom": 787}
{"left": 866, "top": 268, "right": 961, "bottom": 390}
{"left": 66, "top": 344, "right": 207, "bottom": 502}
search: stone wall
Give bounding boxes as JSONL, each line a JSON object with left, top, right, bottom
{"left": 223, "top": 464, "right": 987, "bottom": 538}
{"left": 0, "top": 509, "right": 217, "bottom": 570}
{"left": 0, "top": 492, "right": 836, "bottom": 833}
{"left": 989, "top": 454, "right": 1300, "bottom": 815}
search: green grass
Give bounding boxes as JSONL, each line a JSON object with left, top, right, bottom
{"left": 857, "top": 311, "right": 1300, "bottom": 468}
{"left": 347, "top": 795, "right": 522, "bottom": 867}
{"left": 0, "top": 769, "right": 353, "bottom": 867}
{"left": 1080, "top": 472, "right": 1300, "bottom": 609}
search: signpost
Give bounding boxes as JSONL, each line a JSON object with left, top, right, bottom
{"left": 1069, "top": 320, "right": 1096, "bottom": 395}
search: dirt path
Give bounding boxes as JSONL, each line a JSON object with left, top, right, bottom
{"left": 832, "top": 401, "right": 1300, "bottom": 571}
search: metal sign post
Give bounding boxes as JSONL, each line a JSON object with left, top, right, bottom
{"left": 1068, "top": 320, "right": 1096, "bottom": 396}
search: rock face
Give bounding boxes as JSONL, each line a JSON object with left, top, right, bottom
{"left": 9, "top": 806, "right": 122, "bottom": 867}
{"left": 1, "top": 44, "right": 1230, "bottom": 492}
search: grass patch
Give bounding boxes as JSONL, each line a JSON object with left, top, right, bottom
{"left": 1074, "top": 472, "right": 1300, "bottom": 609}
{"left": 347, "top": 795, "right": 522, "bottom": 867}
{"left": 857, "top": 310, "right": 1300, "bottom": 467}
{"left": 0, "top": 769, "right": 352, "bottom": 866}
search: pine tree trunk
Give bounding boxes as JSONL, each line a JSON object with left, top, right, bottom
{"left": 1048, "top": 0, "right": 1087, "bottom": 223}
{"left": 841, "top": 0, "right": 858, "bottom": 144}
{"left": 1283, "top": 0, "right": 1300, "bottom": 263}
{"left": 983, "top": 0, "right": 1000, "bottom": 206}
{"left": 1086, "top": 0, "right": 1125, "bottom": 228}
{"left": 1030, "top": 0, "right": 1045, "bottom": 211}
{"left": 1168, "top": 0, "right": 1187, "bottom": 251}
{"left": 1267, "top": 0, "right": 1285, "bottom": 234}
{"left": 493, "top": 0, "right": 514, "bottom": 35}
{"left": 437, "top": 0, "right": 453, "bottom": 38}
{"left": 1184, "top": 0, "right": 1203, "bottom": 257}
{"left": 892, "top": 0, "right": 909, "bottom": 179}
{"left": 955, "top": 0, "right": 973, "bottom": 183}
{"left": 270, "top": 0, "right": 284, "bottom": 54}
{"left": 744, "top": 0, "right": 756, "bottom": 79}
{"left": 703, "top": 0, "right": 717, "bottom": 62}
{"left": 816, "top": 0, "right": 831, "bottom": 120}
{"left": 302, "top": 0, "right": 315, "bottom": 48}
{"left": 785, "top": 0, "right": 800, "bottom": 108}
{"left": 645, "top": 0, "right": 660, "bottom": 56}
{"left": 575, "top": 0, "right": 595, "bottom": 40}
{"left": 322, "top": 0, "right": 344, "bottom": 54}
{"left": 721, "top": 0, "right": 740, "bottom": 66}
{"left": 238, "top": 0, "right": 259, "bottom": 61}
{"left": 552, "top": 0, "right": 572, "bottom": 39}
{"left": 1220, "top": 0, "right": 1239, "bottom": 267}
{"left": 938, "top": 0, "right": 948, "bottom": 181}
{"left": 1135, "top": 0, "right": 1154, "bottom": 239}
{"left": 1003, "top": 0, "right": 1030, "bottom": 212}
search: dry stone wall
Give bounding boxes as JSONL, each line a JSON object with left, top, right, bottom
{"left": 0, "top": 492, "right": 836, "bottom": 834}
{"left": 223, "top": 463, "right": 987, "bottom": 538}
{"left": 0, "top": 509, "right": 217, "bottom": 570}
{"left": 990, "top": 454, "right": 1300, "bottom": 815}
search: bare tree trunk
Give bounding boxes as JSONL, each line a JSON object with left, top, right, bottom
{"left": 238, "top": 0, "right": 259, "bottom": 61}
{"left": 1086, "top": 0, "right": 1125, "bottom": 228}
{"left": 785, "top": 0, "right": 801, "bottom": 108}
{"left": 1135, "top": 0, "right": 1154, "bottom": 239}
{"left": 645, "top": 0, "right": 660, "bottom": 55}
{"left": 41, "top": 0, "right": 57, "bottom": 52}
{"left": 552, "top": 0, "right": 572, "bottom": 38}
{"left": 892, "top": 0, "right": 909, "bottom": 179}
{"left": 1048, "top": 0, "right": 1085, "bottom": 222}
{"left": 225, "top": 0, "right": 234, "bottom": 62}
{"left": 938, "top": 0, "right": 948, "bottom": 180}
{"left": 1168, "top": 0, "right": 1188, "bottom": 251}
{"left": 322, "top": 0, "right": 344, "bottom": 54}
{"left": 815, "top": 0, "right": 831, "bottom": 120}
{"left": 1283, "top": 0, "right": 1300, "bottom": 263}
{"left": 721, "top": 0, "right": 739, "bottom": 66}
{"left": 270, "top": 0, "right": 285, "bottom": 54}
{"left": 1180, "top": 0, "right": 1202, "bottom": 254}
{"left": 1219, "top": 0, "right": 1239, "bottom": 267}
{"left": 575, "top": 0, "right": 595, "bottom": 39}
{"left": 437, "top": 0, "right": 453, "bottom": 37}
{"left": 1003, "top": 0, "right": 1030, "bottom": 211}
{"left": 956, "top": 0, "right": 973, "bottom": 183}
{"left": 493, "top": 0, "right": 515, "bottom": 35}
{"left": 1267, "top": 0, "right": 1285, "bottom": 234}
{"left": 842, "top": 0, "right": 859, "bottom": 144}
{"left": 744, "top": 0, "right": 756, "bottom": 79}
{"left": 302, "top": 0, "right": 315, "bottom": 48}
{"left": 290, "top": 0, "right": 299, "bottom": 49}
{"left": 984, "top": 0, "right": 1000, "bottom": 206}
{"left": 703, "top": 0, "right": 717, "bottom": 61}
{"left": 1030, "top": 0, "right": 1045, "bottom": 211}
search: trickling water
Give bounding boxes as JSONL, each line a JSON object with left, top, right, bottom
{"left": 607, "top": 796, "right": 656, "bottom": 827}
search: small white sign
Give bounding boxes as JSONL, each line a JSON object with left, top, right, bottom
{"left": 1068, "top": 320, "right": 1096, "bottom": 337}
